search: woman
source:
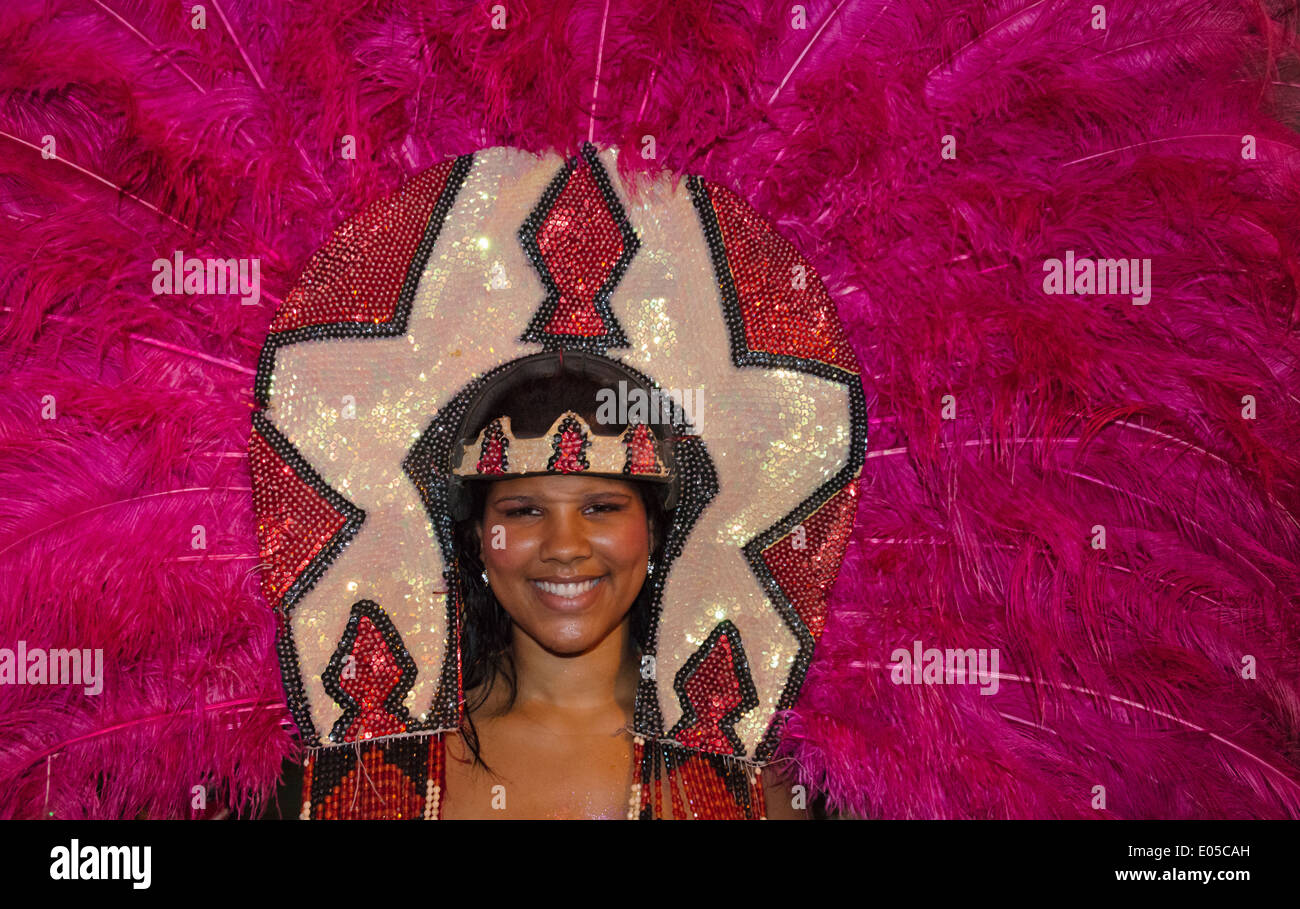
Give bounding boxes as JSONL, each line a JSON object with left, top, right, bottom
{"left": 440, "top": 368, "right": 808, "bottom": 819}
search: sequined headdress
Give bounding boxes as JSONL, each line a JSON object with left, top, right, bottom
{"left": 444, "top": 348, "right": 681, "bottom": 520}
{"left": 249, "top": 144, "right": 868, "bottom": 818}
{"left": 453, "top": 411, "right": 670, "bottom": 480}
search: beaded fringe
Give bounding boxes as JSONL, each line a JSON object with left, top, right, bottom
{"left": 300, "top": 733, "right": 445, "bottom": 820}
{"left": 300, "top": 732, "right": 766, "bottom": 819}
{"left": 634, "top": 735, "right": 767, "bottom": 820}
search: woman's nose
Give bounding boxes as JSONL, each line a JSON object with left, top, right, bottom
{"left": 538, "top": 509, "right": 592, "bottom": 562}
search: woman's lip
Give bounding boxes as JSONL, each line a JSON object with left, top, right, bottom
{"left": 530, "top": 575, "right": 606, "bottom": 611}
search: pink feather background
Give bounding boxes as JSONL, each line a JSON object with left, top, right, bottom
{"left": 1, "top": 0, "right": 1298, "bottom": 819}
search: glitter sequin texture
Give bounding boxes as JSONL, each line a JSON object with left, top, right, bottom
{"left": 249, "top": 144, "right": 868, "bottom": 819}
{"left": 254, "top": 156, "right": 472, "bottom": 406}
{"left": 668, "top": 621, "right": 759, "bottom": 755}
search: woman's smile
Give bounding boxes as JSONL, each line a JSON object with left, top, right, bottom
{"left": 530, "top": 575, "right": 607, "bottom": 610}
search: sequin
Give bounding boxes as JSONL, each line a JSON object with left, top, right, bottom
{"left": 321, "top": 600, "right": 417, "bottom": 742}
{"left": 453, "top": 411, "right": 671, "bottom": 478}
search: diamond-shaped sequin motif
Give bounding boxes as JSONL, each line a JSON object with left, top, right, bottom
{"left": 519, "top": 146, "right": 638, "bottom": 350}
{"left": 670, "top": 623, "right": 759, "bottom": 756}
{"left": 323, "top": 601, "right": 417, "bottom": 743}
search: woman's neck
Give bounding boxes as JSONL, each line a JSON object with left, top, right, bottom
{"left": 504, "top": 619, "right": 640, "bottom": 724}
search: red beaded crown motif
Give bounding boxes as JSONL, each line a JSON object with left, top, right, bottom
{"left": 249, "top": 143, "right": 868, "bottom": 818}
{"left": 453, "top": 411, "right": 671, "bottom": 479}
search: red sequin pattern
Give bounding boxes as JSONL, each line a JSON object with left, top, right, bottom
{"left": 249, "top": 429, "right": 349, "bottom": 610}
{"left": 704, "top": 180, "right": 859, "bottom": 375}
{"left": 623, "top": 424, "right": 659, "bottom": 474}
{"left": 313, "top": 746, "right": 423, "bottom": 820}
{"left": 340, "top": 616, "right": 409, "bottom": 741}
{"left": 475, "top": 420, "right": 509, "bottom": 474}
{"left": 761, "top": 482, "right": 860, "bottom": 640}
{"left": 675, "top": 634, "right": 745, "bottom": 754}
{"left": 549, "top": 421, "right": 590, "bottom": 473}
{"left": 536, "top": 163, "right": 625, "bottom": 336}
{"left": 678, "top": 752, "right": 761, "bottom": 820}
{"left": 269, "top": 159, "right": 459, "bottom": 333}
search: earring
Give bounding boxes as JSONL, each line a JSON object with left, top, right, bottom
{"left": 647, "top": 558, "right": 656, "bottom": 576}
{"left": 480, "top": 569, "right": 489, "bottom": 586}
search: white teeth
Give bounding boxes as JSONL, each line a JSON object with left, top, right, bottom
{"left": 532, "top": 577, "right": 603, "bottom": 597}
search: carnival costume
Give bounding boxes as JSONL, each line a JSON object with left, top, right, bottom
{"left": 249, "top": 145, "right": 867, "bottom": 818}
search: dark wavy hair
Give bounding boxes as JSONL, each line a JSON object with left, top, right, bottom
{"left": 450, "top": 371, "right": 671, "bottom": 776}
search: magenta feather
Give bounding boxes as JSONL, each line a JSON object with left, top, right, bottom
{"left": 1, "top": 0, "right": 1297, "bottom": 818}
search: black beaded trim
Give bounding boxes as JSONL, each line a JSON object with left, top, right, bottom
{"left": 251, "top": 154, "right": 471, "bottom": 744}
{"left": 402, "top": 351, "right": 718, "bottom": 742}
{"left": 517, "top": 142, "right": 638, "bottom": 354}
{"left": 252, "top": 410, "right": 366, "bottom": 746}
{"left": 712, "top": 750, "right": 761, "bottom": 818}
{"left": 321, "top": 599, "right": 419, "bottom": 744}
{"left": 545, "top": 413, "right": 592, "bottom": 472}
{"left": 666, "top": 620, "right": 761, "bottom": 757}
{"left": 252, "top": 153, "right": 474, "bottom": 407}
{"left": 272, "top": 607, "right": 314, "bottom": 754}
{"left": 632, "top": 431, "right": 719, "bottom": 742}
{"left": 687, "top": 174, "right": 870, "bottom": 763}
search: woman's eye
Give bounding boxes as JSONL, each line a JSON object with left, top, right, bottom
{"left": 502, "top": 504, "right": 621, "bottom": 517}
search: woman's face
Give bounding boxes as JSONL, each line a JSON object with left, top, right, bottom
{"left": 476, "top": 474, "right": 653, "bottom": 656}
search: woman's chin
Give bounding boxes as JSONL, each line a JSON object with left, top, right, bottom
{"left": 523, "top": 618, "right": 620, "bottom": 657}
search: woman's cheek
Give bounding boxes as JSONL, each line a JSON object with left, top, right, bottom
{"left": 484, "top": 521, "right": 538, "bottom": 575}
{"left": 598, "top": 520, "right": 651, "bottom": 589}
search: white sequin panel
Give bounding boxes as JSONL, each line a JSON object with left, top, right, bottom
{"left": 263, "top": 147, "right": 561, "bottom": 735}
{"left": 602, "top": 151, "right": 854, "bottom": 755}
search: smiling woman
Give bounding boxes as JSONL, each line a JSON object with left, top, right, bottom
{"left": 439, "top": 361, "right": 805, "bottom": 819}
{"left": 444, "top": 472, "right": 655, "bottom": 819}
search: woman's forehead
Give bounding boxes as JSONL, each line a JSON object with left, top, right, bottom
{"left": 484, "top": 474, "right": 639, "bottom": 501}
